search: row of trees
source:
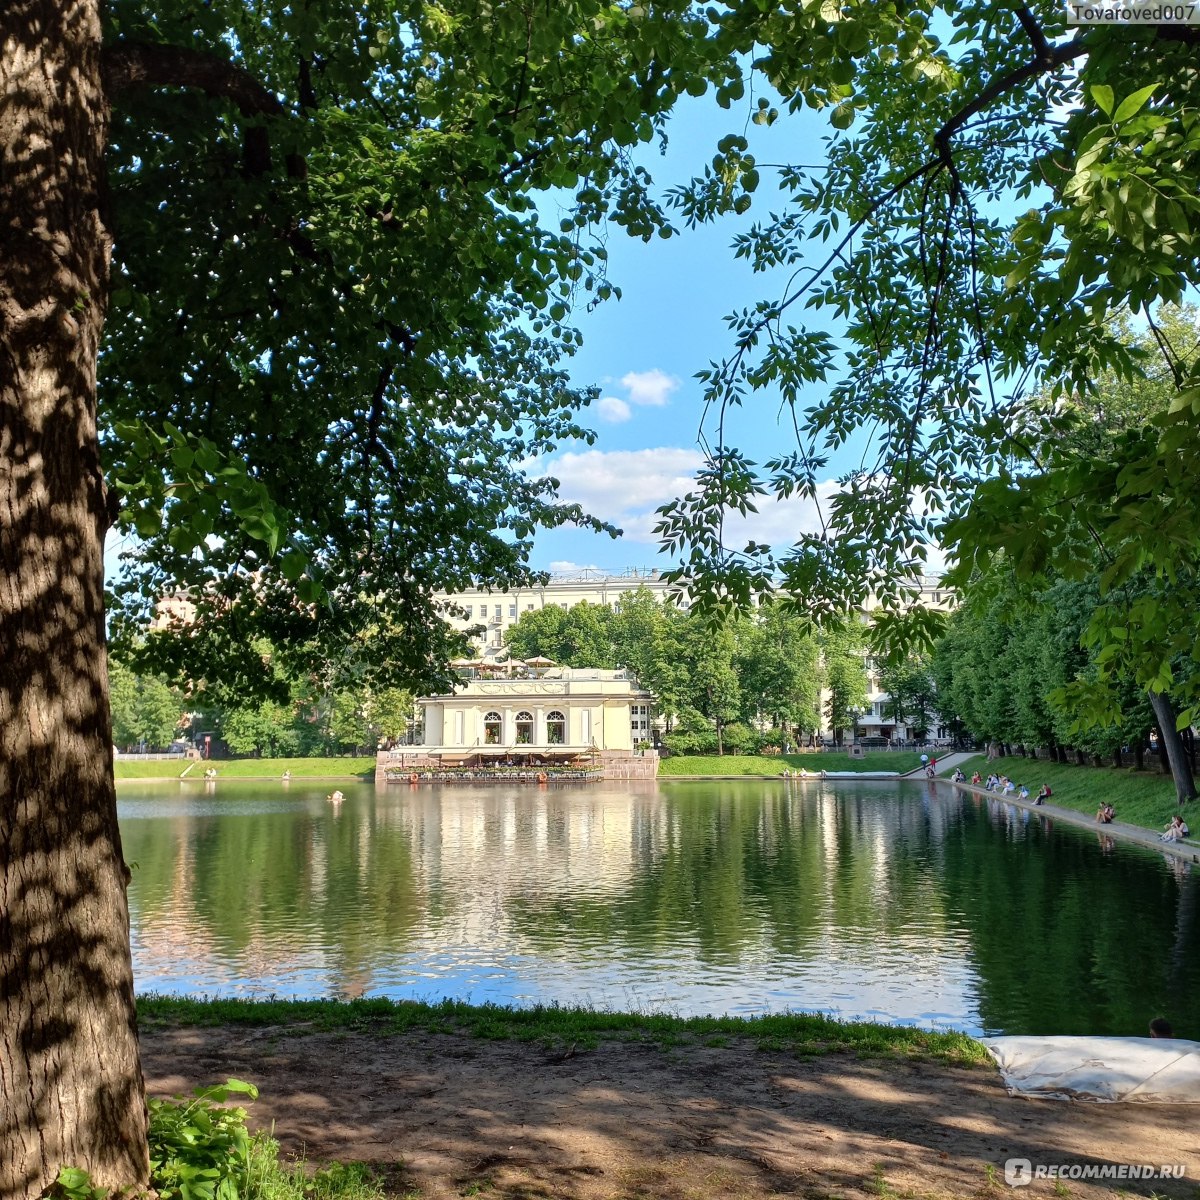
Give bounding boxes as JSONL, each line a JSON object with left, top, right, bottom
{"left": 108, "top": 656, "right": 414, "bottom": 757}
{"left": 925, "top": 306, "right": 1200, "bottom": 804}
{"left": 503, "top": 587, "right": 872, "bottom": 751}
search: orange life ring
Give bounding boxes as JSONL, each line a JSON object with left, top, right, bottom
{"left": 537, "top": 772, "right": 548, "bottom": 784}
{"left": 409, "top": 772, "right": 419, "bottom": 784}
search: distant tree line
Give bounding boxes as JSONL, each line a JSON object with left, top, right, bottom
{"left": 927, "top": 307, "right": 1200, "bottom": 805}
{"left": 109, "top": 647, "right": 414, "bottom": 757}
{"left": 503, "top": 586, "right": 879, "bottom": 753}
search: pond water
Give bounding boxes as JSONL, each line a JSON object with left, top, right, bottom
{"left": 118, "top": 778, "right": 1200, "bottom": 1036}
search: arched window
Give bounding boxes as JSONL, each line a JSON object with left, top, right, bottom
{"left": 515, "top": 710, "right": 534, "bottom": 744}
{"left": 547, "top": 710, "right": 566, "bottom": 745}
{"left": 483, "top": 711, "right": 502, "bottom": 744}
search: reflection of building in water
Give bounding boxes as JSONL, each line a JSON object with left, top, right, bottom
{"left": 126, "top": 781, "right": 986, "bottom": 1018}
{"left": 401, "top": 788, "right": 645, "bottom": 944}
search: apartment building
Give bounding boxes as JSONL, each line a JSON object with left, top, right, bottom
{"left": 436, "top": 567, "right": 678, "bottom": 658}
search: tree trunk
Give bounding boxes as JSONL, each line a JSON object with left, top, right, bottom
{"left": 0, "top": 3, "right": 149, "bottom": 1195}
{"left": 1135, "top": 740, "right": 1145, "bottom": 770}
{"left": 1148, "top": 691, "right": 1198, "bottom": 805}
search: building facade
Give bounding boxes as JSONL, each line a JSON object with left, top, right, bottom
{"left": 376, "top": 664, "right": 658, "bottom": 781}
{"left": 418, "top": 667, "right": 653, "bottom": 754}
{"left": 435, "top": 567, "right": 677, "bottom": 657}
{"left": 433, "top": 568, "right": 955, "bottom": 745}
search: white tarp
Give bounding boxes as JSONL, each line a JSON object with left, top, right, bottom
{"left": 984, "top": 1036, "right": 1200, "bottom": 1102}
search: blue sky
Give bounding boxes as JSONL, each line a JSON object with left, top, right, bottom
{"left": 103, "top": 95, "right": 849, "bottom": 586}
{"left": 526, "top": 93, "right": 850, "bottom": 577}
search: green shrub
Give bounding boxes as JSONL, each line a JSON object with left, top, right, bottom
{"left": 721, "top": 722, "right": 757, "bottom": 754}
{"left": 148, "top": 1079, "right": 259, "bottom": 1200}
{"left": 51, "top": 1078, "right": 392, "bottom": 1200}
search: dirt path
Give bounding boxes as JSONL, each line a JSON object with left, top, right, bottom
{"left": 141, "top": 1026, "right": 1200, "bottom": 1199}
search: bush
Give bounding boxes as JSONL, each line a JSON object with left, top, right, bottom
{"left": 148, "top": 1079, "right": 259, "bottom": 1200}
{"left": 662, "top": 727, "right": 718, "bottom": 756}
{"left": 721, "top": 722, "right": 757, "bottom": 755}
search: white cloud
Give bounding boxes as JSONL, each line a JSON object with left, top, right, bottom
{"left": 535, "top": 447, "right": 860, "bottom": 552}
{"left": 535, "top": 447, "right": 705, "bottom": 541}
{"left": 546, "top": 560, "right": 602, "bottom": 575}
{"left": 620, "top": 368, "right": 680, "bottom": 408}
{"left": 596, "top": 395, "right": 632, "bottom": 423}
{"left": 720, "top": 483, "right": 841, "bottom": 550}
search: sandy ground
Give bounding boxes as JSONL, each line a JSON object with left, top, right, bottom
{"left": 141, "top": 1026, "right": 1200, "bottom": 1200}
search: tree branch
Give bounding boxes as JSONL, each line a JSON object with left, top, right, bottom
{"left": 935, "top": 36, "right": 1088, "bottom": 152}
{"left": 102, "top": 40, "right": 285, "bottom": 118}
{"left": 103, "top": 41, "right": 306, "bottom": 178}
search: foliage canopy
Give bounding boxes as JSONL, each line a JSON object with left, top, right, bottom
{"left": 653, "top": 1, "right": 1200, "bottom": 724}
{"left": 100, "top": 0, "right": 734, "bottom": 697}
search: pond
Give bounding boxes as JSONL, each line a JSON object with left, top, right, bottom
{"left": 118, "top": 777, "right": 1200, "bottom": 1036}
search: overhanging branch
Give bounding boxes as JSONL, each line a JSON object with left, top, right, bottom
{"left": 103, "top": 41, "right": 304, "bottom": 177}
{"left": 103, "top": 40, "right": 286, "bottom": 118}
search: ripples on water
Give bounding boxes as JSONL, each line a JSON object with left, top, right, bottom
{"left": 118, "top": 779, "right": 1200, "bottom": 1036}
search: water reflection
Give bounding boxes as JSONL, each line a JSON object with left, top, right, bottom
{"left": 118, "top": 779, "right": 1200, "bottom": 1035}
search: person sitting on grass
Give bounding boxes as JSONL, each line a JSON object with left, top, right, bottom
{"left": 1096, "top": 803, "right": 1115, "bottom": 824}
{"left": 971, "top": 771, "right": 982, "bottom": 785}
{"left": 1002, "top": 778, "right": 1016, "bottom": 795}
{"left": 953, "top": 768, "right": 966, "bottom": 783}
{"left": 1018, "top": 785, "right": 1029, "bottom": 800}
{"left": 1162, "top": 814, "right": 1190, "bottom": 842}
{"left": 1035, "top": 784, "right": 1052, "bottom": 804}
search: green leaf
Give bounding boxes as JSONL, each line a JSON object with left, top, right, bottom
{"left": 280, "top": 549, "right": 307, "bottom": 581}
{"left": 1113, "top": 83, "right": 1158, "bottom": 123}
{"left": 133, "top": 507, "right": 161, "bottom": 539}
{"left": 1090, "top": 84, "right": 1115, "bottom": 116}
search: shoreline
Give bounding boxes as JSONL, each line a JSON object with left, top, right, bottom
{"left": 138, "top": 1000, "right": 1200, "bottom": 1200}
{"left": 115, "top": 766, "right": 1198, "bottom": 862}
{"left": 944, "top": 778, "right": 1200, "bottom": 863}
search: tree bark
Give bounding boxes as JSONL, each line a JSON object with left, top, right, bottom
{"left": 1148, "top": 691, "right": 1199, "bottom": 805}
{"left": 0, "top": 2, "right": 149, "bottom": 1195}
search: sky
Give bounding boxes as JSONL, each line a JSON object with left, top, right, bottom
{"left": 523, "top": 93, "right": 849, "bottom": 579}
{"left": 102, "top": 92, "right": 861, "bottom": 587}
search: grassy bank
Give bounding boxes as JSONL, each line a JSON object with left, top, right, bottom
{"left": 961, "top": 754, "right": 1182, "bottom": 831}
{"left": 659, "top": 750, "right": 923, "bottom": 776}
{"left": 137, "top": 995, "right": 987, "bottom": 1065}
{"left": 115, "top": 756, "right": 376, "bottom": 781}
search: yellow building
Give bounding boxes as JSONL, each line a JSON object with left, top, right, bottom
{"left": 377, "top": 665, "right": 657, "bottom": 782}
{"left": 422, "top": 665, "right": 652, "bottom": 752}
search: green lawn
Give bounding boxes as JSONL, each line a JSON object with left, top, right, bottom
{"left": 114, "top": 755, "right": 376, "bottom": 781}
{"left": 137, "top": 994, "right": 988, "bottom": 1064}
{"left": 961, "top": 754, "right": 1184, "bottom": 832}
{"left": 659, "top": 750, "right": 923, "bottom": 776}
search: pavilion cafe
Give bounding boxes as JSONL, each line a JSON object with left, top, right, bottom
{"left": 375, "top": 660, "right": 658, "bottom": 783}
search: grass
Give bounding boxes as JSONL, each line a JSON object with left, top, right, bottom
{"left": 247, "top": 1139, "right": 401, "bottom": 1200}
{"left": 114, "top": 756, "right": 376, "bottom": 781}
{"left": 136, "top": 994, "right": 989, "bottom": 1066}
{"left": 960, "top": 754, "right": 1184, "bottom": 833}
{"left": 659, "top": 750, "right": 924, "bottom": 776}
